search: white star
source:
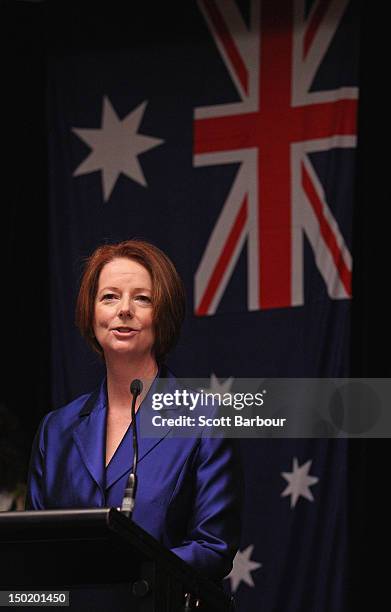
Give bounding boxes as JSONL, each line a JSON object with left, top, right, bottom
{"left": 72, "top": 96, "right": 164, "bottom": 201}
{"left": 200, "top": 373, "right": 234, "bottom": 395}
{"left": 281, "top": 457, "right": 319, "bottom": 508}
{"left": 226, "top": 545, "right": 262, "bottom": 592}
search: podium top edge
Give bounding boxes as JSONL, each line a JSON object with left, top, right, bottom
{"left": 0, "top": 507, "right": 113, "bottom": 524}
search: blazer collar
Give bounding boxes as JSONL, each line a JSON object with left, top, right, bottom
{"left": 73, "top": 380, "right": 107, "bottom": 493}
{"left": 106, "top": 365, "right": 181, "bottom": 489}
{"left": 73, "top": 366, "right": 181, "bottom": 491}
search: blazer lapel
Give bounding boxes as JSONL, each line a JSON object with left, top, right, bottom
{"left": 72, "top": 380, "right": 107, "bottom": 495}
{"left": 105, "top": 367, "right": 180, "bottom": 490}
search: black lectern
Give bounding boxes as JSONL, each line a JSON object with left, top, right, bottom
{"left": 0, "top": 508, "right": 233, "bottom": 611}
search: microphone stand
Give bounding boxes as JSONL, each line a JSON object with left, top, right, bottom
{"left": 120, "top": 379, "right": 143, "bottom": 518}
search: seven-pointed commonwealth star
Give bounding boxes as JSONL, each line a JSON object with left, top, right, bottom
{"left": 226, "top": 545, "right": 262, "bottom": 592}
{"left": 72, "top": 96, "right": 164, "bottom": 202}
{"left": 199, "top": 373, "right": 234, "bottom": 396}
{"left": 281, "top": 457, "right": 319, "bottom": 509}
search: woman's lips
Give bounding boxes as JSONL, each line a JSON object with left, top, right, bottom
{"left": 111, "top": 328, "right": 139, "bottom": 338}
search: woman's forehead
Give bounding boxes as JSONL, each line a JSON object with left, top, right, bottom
{"left": 98, "top": 257, "right": 152, "bottom": 286}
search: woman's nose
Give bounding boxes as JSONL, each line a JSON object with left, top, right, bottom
{"left": 118, "top": 298, "right": 134, "bottom": 317}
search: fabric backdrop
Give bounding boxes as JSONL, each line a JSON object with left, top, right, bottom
{"left": 48, "top": 1, "right": 359, "bottom": 610}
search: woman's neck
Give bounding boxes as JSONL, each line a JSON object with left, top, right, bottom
{"left": 105, "top": 353, "right": 158, "bottom": 413}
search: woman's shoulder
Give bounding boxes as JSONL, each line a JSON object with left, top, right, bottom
{"left": 55, "top": 391, "right": 93, "bottom": 417}
{"left": 43, "top": 387, "right": 99, "bottom": 429}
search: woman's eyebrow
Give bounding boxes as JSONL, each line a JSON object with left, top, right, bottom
{"left": 98, "top": 286, "right": 151, "bottom": 293}
{"left": 98, "top": 286, "right": 120, "bottom": 293}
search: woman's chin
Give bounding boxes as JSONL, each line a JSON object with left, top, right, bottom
{"left": 103, "top": 343, "right": 152, "bottom": 360}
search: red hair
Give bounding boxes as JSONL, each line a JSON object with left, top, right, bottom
{"left": 76, "top": 240, "right": 185, "bottom": 362}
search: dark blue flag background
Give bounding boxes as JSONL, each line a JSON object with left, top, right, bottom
{"left": 48, "top": 1, "right": 359, "bottom": 610}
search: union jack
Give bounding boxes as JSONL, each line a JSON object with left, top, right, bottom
{"left": 193, "top": 0, "right": 358, "bottom": 315}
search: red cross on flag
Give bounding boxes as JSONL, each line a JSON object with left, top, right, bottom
{"left": 193, "top": 0, "right": 358, "bottom": 315}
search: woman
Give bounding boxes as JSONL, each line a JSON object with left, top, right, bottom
{"left": 26, "top": 239, "right": 242, "bottom": 580}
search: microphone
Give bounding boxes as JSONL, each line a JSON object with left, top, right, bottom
{"left": 130, "top": 379, "right": 143, "bottom": 397}
{"left": 121, "top": 378, "right": 143, "bottom": 517}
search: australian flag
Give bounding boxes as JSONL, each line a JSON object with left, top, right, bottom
{"left": 48, "top": 1, "right": 359, "bottom": 610}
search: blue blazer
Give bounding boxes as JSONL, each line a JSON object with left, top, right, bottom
{"left": 26, "top": 367, "right": 243, "bottom": 580}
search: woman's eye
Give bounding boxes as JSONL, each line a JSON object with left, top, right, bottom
{"left": 102, "top": 293, "right": 118, "bottom": 300}
{"left": 135, "top": 295, "right": 152, "bottom": 303}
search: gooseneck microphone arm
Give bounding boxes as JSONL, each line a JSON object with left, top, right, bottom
{"left": 120, "top": 378, "right": 143, "bottom": 517}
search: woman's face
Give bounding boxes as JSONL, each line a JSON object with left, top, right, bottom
{"left": 93, "top": 257, "right": 155, "bottom": 360}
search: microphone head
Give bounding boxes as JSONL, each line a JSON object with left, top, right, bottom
{"left": 130, "top": 379, "right": 143, "bottom": 397}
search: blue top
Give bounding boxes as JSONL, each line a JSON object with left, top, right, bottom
{"left": 26, "top": 367, "right": 243, "bottom": 580}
